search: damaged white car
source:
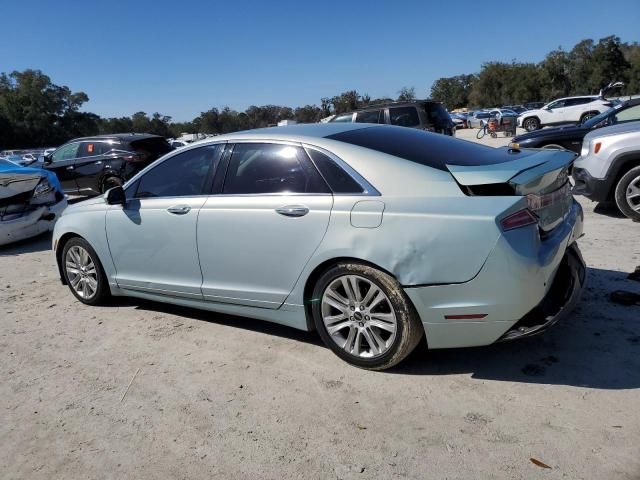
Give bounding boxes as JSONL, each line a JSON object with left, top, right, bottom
{"left": 0, "top": 158, "right": 67, "bottom": 246}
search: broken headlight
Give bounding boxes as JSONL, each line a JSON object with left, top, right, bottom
{"left": 30, "top": 178, "right": 56, "bottom": 205}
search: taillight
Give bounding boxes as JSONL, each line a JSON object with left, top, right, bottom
{"left": 501, "top": 209, "right": 537, "bottom": 231}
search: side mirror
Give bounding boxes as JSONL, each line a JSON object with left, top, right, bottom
{"left": 105, "top": 186, "right": 126, "bottom": 205}
{"left": 43, "top": 154, "right": 52, "bottom": 164}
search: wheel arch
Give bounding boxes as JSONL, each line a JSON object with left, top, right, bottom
{"left": 606, "top": 153, "right": 640, "bottom": 201}
{"left": 301, "top": 256, "right": 402, "bottom": 331}
{"left": 580, "top": 110, "right": 600, "bottom": 121}
{"left": 55, "top": 232, "right": 83, "bottom": 285}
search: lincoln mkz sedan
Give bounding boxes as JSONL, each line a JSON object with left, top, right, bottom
{"left": 53, "top": 124, "right": 585, "bottom": 370}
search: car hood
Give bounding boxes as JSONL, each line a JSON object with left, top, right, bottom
{"left": 0, "top": 163, "right": 63, "bottom": 200}
{"left": 513, "top": 124, "right": 589, "bottom": 143}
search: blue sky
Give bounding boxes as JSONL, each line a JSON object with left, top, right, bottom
{"left": 2, "top": 0, "right": 639, "bottom": 121}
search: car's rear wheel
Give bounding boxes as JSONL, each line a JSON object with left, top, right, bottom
{"left": 311, "top": 262, "right": 424, "bottom": 370}
{"left": 102, "top": 176, "right": 123, "bottom": 194}
{"left": 614, "top": 166, "right": 640, "bottom": 221}
{"left": 62, "top": 237, "right": 110, "bottom": 305}
{"left": 580, "top": 112, "right": 597, "bottom": 123}
{"left": 523, "top": 117, "right": 540, "bottom": 132}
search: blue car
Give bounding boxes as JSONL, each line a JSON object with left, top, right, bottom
{"left": 0, "top": 158, "right": 67, "bottom": 246}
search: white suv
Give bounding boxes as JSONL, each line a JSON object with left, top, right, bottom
{"left": 518, "top": 96, "right": 612, "bottom": 132}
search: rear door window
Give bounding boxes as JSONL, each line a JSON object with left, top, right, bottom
{"left": 222, "top": 143, "right": 329, "bottom": 195}
{"left": 77, "top": 141, "right": 112, "bottom": 157}
{"left": 135, "top": 145, "right": 222, "bottom": 198}
{"left": 355, "top": 110, "right": 384, "bottom": 124}
{"left": 389, "top": 107, "right": 420, "bottom": 127}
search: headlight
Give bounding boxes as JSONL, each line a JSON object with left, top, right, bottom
{"left": 580, "top": 142, "right": 589, "bottom": 157}
{"left": 33, "top": 178, "right": 54, "bottom": 197}
{"left": 30, "top": 178, "right": 57, "bottom": 205}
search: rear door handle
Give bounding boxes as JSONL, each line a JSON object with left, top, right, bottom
{"left": 66, "top": 166, "right": 74, "bottom": 170}
{"left": 167, "top": 205, "right": 191, "bottom": 215}
{"left": 275, "top": 205, "right": 309, "bottom": 217}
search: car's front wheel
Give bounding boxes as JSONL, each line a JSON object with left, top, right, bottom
{"left": 311, "top": 262, "right": 424, "bottom": 370}
{"left": 614, "top": 166, "right": 640, "bottom": 221}
{"left": 523, "top": 117, "right": 540, "bottom": 132}
{"left": 62, "top": 237, "right": 110, "bottom": 305}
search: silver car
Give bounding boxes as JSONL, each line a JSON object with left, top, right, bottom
{"left": 53, "top": 124, "right": 585, "bottom": 370}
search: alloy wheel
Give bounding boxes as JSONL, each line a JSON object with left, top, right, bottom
{"left": 321, "top": 275, "right": 397, "bottom": 358}
{"left": 65, "top": 245, "right": 98, "bottom": 300}
{"left": 625, "top": 175, "right": 640, "bottom": 212}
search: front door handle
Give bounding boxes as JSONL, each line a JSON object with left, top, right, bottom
{"left": 66, "top": 166, "right": 74, "bottom": 170}
{"left": 167, "top": 205, "right": 191, "bottom": 215}
{"left": 275, "top": 205, "right": 309, "bottom": 217}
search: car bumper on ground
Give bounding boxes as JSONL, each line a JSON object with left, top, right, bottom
{"left": 572, "top": 167, "right": 611, "bottom": 203}
{"left": 404, "top": 200, "right": 585, "bottom": 349}
{"left": 0, "top": 198, "right": 67, "bottom": 247}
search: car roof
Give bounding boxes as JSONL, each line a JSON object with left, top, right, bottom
{"left": 554, "top": 95, "right": 600, "bottom": 101}
{"left": 335, "top": 99, "right": 441, "bottom": 114}
{"left": 207, "top": 123, "right": 372, "bottom": 143}
{"left": 68, "top": 133, "right": 163, "bottom": 143}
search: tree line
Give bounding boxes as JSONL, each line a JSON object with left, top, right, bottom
{"left": 430, "top": 36, "right": 640, "bottom": 110}
{"left": 1, "top": 36, "right": 638, "bottom": 149}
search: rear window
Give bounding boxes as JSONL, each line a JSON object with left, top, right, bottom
{"left": 389, "top": 107, "right": 420, "bottom": 127}
{"left": 128, "top": 137, "right": 173, "bottom": 162}
{"left": 327, "top": 126, "right": 522, "bottom": 171}
{"left": 424, "top": 102, "right": 450, "bottom": 123}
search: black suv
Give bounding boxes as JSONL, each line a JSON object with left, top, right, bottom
{"left": 329, "top": 100, "right": 455, "bottom": 136}
{"left": 511, "top": 99, "right": 640, "bottom": 153}
{"left": 44, "top": 134, "right": 173, "bottom": 196}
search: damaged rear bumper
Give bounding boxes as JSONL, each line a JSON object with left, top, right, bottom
{"left": 0, "top": 199, "right": 67, "bottom": 247}
{"left": 497, "top": 244, "right": 586, "bottom": 341}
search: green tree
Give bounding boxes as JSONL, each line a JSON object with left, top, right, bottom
{"left": 430, "top": 74, "right": 476, "bottom": 109}
{"left": 397, "top": 86, "right": 416, "bottom": 101}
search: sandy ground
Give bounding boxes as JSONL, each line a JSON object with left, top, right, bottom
{"left": 1, "top": 128, "right": 639, "bottom": 479}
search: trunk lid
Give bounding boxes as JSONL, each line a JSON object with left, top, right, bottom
{"left": 447, "top": 148, "right": 575, "bottom": 232}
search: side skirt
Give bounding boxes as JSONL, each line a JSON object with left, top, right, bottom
{"left": 109, "top": 286, "right": 310, "bottom": 331}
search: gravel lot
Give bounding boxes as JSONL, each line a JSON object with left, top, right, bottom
{"left": 1, "top": 127, "right": 639, "bottom": 479}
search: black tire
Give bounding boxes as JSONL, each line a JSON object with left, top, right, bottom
{"left": 523, "top": 117, "right": 540, "bottom": 132}
{"left": 61, "top": 237, "right": 111, "bottom": 305}
{"left": 614, "top": 166, "right": 640, "bottom": 221}
{"left": 311, "top": 262, "right": 424, "bottom": 370}
{"left": 102, "top": 176, "right": 124, "bottom": 194}
{"left": 476, "top": 126, "right": 486, "bottom": 139}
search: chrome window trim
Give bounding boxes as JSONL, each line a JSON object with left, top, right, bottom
{"left": 302, "top": 144, "right": 380, "bottom": 196}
